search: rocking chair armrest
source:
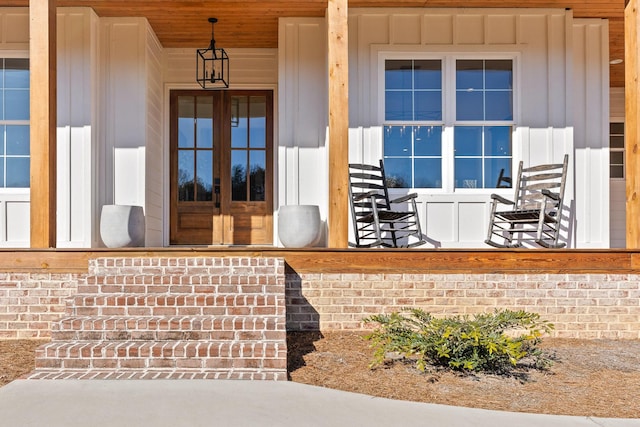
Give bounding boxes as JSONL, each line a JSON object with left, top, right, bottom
{"left": 353, "top": 190, "right": 379, "bottom": 202}
{"left": 542, "top": 189, "right": 560, "bottom": 201}
{"left": 489, "top": 193, "right": 515, "bottom": 205}
{"left": 389, "top": 193, "right": 418, "bottom": 204}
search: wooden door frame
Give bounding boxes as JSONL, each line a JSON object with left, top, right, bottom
{"left": 169, "top": 89, "right": 274, "bottom": 246}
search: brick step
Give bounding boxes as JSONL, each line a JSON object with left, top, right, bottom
{"left": 65, "top": 294, "right": 281, "bottom": 317}
{"left": 51, "top": 316, "right": 282, "bottom": 341}
{"left": 34, "top": 340, "right": 287, "bottom": 371}
{"left": 75, "top": 280, "right": 272, "bottom": 295}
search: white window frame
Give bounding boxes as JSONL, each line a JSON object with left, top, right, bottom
{"left": 378, "top": 50, "right": 520, "bottom": 194}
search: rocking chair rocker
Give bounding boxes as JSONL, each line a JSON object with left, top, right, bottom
{"left": 348, "top": 160, "right": 426, "bottom": 248}
{"left": 485, "top": 155, "right": 569, "bottom": 248}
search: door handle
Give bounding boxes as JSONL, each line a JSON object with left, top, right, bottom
{"left": 214, "top": 178, "right": 220, "bottom": 208}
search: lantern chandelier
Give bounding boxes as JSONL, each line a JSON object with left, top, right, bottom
{"left": 196, "top": 17, "right": 230, "bottom": 89}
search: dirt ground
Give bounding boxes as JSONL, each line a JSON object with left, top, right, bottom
{"left": 1, "top": 334, "right": 640, "bottom": 419}
{"left": 287, "top": 331, "right": 640, "bottom": 419}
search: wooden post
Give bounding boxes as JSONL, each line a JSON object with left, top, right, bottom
{"left": 327, "top": 0, "right": 349, "bottom": 248}
{"left": 29, "top": 0, "right": 57, "bottom": 248}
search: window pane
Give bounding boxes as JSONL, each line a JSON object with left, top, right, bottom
{"left": 455, "top": 158, "right": 482, "bottom": 189}
{"left": 414, "top": 91, "right": 442, "bottom": 120}
{"left": 385, "top": 91, "right": 412, "bottom": 121}
{"left": 414, "top": 158, "right": 441, "bottom": 188}
{"left": 454, "top": 127, "right": 482, "bottom": 156}
{"left": 484, "top": 126, "right": 511, "bottom": 156}
{"left": 195, "top": 150, "right": 213, "bottom": 201}
{"left": 414, "top": 60, "right": 441, "bottom": 90}
{"left": 178, "top": 97, "right": 195, "bottom": 148}
{"left": 5, "top": 89, "right": 29, "bottom": 120}
{"left": 485, "top": 60, "right": 512, "bottom": 89}
{"left": 250, "top": 150, "right": 266, "bottom": 201}
{"left": 0, "top": 125, "right": 4, "bottom": 155}
{"left": 6, "top": 125, "right": 29, "bottom": 155}
{"left": 384, "top": 126, "right": 412, "bottom": 156}
{"left": 414, "top": 126, "right": 442, "bottom": 156}
{"left": 485, "top": 91, "right": 513, "bottom": 120}
{"left": 456, "top": 60, "right": 483, "bottom": 90}
{"left": 249, "top": 96, "right": 266, "bottom": 148}
{"left": 485, "top": 158, "right": 512, "bottom": 189}
{"left": 6, "top": 156, "right": 29, "bottom": 187}
{"left": 196, "top": 96, "right": 213, "bottom": 148}
{"left": 231, "top": 150, "right": 247, "bottom": 201}
{"left": 385, "top": 60, "right": 413, "bottom": 89}
{"left": 0, "top": 160, "right": 4, "bottom": 187}
{"left": 4, "top": 59, "right": 29, "bottom": 89}
{"left": 456, "top": 91, "right": 483, "bottom": 120}
{"left": 231, "top": 96, "right": 248, "bottom": 148}
{"left": 178, "top": 150, "right": 194, "bottom": 201}
{"left": 384, "top": 157, "right": 411, "bottom": 188}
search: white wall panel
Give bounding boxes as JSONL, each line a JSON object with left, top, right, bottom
{"left": 277, "top": 18, "right": 327, "bottom": 246}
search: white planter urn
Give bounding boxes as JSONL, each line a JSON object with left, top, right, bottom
{"left": 278, "top": 205, "right": 321, "bottom": 248}
{"left": 100, "top": 205, "right": 145, "bottom": 248}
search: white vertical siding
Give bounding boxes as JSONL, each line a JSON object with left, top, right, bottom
{"left": 56, "top": 8, "right": 99, "bottom": 248}
{"left": 277, "top": 18, "right": 328, "bottom": 245}
{"left": 572, "top": 19, "right": 610, "bottom": 247}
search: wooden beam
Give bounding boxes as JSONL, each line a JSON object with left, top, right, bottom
{"left": 626, "top": 0, "right": 640, "bottom": 248}
{"left": 327, "top": 0, "right": 349, "bottom": 248}
{"left": 29, "top": 0, "right": 57, "bottom": 248}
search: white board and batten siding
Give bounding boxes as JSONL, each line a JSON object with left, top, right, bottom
{"left": 281, "top": 8, "right": 610, "bottom": 248}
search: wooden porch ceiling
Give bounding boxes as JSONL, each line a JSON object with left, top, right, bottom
{"left": 5, "top": 0, "right": 626, "bottom": 86}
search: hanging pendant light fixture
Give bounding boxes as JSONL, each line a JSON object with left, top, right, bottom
{"left": 196, "top": 17, "right": 229, "bottom": 89}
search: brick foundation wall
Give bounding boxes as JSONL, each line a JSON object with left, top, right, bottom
{"left": 0, "top": 273, "right": 80, "bottom": 339}
{"left": 2, "top": 266, "right": 640, "bottom": 340}
{"left": 286, "top": 272, "right": 640, "bottom": 339}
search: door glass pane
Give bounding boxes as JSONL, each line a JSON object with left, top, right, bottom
{"left": 178, "top": 97, "right": 195, "bottom": 148}
{"left": 231, "top": 149, "right": 247, "bottom": 201}
{"left": 196, "top": 150, "right": 213, "bottom": 201}
{"left": 231, "top": 96, "right": 248, "bottom": 148}
{"left": 249, "top": 96, "right": 266, "bottom": 148}
{"left": 6, "top": 156, "right": 29, "bottom": 187}
{"left": 178, "top": 150, "right": 195, "bottom": 201}
{"left": 196, "top": 96, "right": 213, "bottom": 148}
{"left": 6, "top": 125, "right": 29, "bottom": 155}
{"left": 250, "top": 151, "right": 266, "bottom": 201}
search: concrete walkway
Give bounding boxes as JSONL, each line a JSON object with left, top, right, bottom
{"left": 0, "top": 380, "right": 639, "bottom": 427}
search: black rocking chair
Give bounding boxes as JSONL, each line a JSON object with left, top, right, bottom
{"left": 348, "top": 160, "right": 426, "bottom": 248}
{"left": 485, "top": 154, "right": 569, "bottom": 248}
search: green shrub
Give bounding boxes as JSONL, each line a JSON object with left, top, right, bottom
{"left": 364, "top": 308, "right": 554, "bottom": 374}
